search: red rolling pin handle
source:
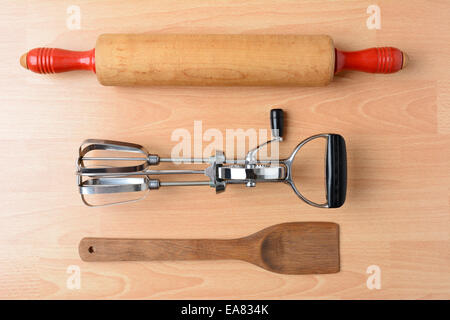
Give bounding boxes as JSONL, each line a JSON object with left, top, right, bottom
{"left": 335, "top": 47, "right": 406, "bottom": 74}
{"left": 21, "top": 48, "right": 95, "bottom": 74}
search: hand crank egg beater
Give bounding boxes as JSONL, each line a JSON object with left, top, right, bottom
{"left": 77, "top": 109, "right": 347, "bottom": 208}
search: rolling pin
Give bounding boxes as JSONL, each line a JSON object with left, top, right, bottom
{"left": 20, "top": 34, "right": 407, "bottom": 86}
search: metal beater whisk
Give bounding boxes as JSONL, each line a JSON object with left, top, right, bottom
{"left": 76, "top": 109, "right": 347, "bottom": 208}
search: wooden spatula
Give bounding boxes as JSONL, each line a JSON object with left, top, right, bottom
{"left": 79, "top": 222, "right": 339, "bottom": 274}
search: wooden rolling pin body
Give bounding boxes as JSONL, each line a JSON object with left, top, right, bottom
{"left": 95, "top": 34, "right": 335, "bottom": 86}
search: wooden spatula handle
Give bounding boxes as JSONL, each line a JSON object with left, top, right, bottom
{"left": 79, "top": 237, "right": 246, "bottom": 262}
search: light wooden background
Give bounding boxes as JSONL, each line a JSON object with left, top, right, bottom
{"left": 0, "top": 0, "right": 449, "bottom": 299}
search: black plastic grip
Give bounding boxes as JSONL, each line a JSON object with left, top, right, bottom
{"left": 326, "top": 134, "right": 347, "bottom": 208}
{"left": 270, "top": 109, "right": 284, "bottom": 138}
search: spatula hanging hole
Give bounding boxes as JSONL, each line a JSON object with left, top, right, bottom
{"left": 88, "top": 246, "right": 95, "bottom": 254}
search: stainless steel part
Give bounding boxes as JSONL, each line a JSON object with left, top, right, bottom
{"left": 76, "top": 110, "right": 347, "bottom": 208}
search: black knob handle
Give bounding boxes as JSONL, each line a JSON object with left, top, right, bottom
{"left": 270, "top": 109, "right": 284, "bottom": 139}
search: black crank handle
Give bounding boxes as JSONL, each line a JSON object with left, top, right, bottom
{"left": 270, "top": 108, "right": 284, "bottom": 139}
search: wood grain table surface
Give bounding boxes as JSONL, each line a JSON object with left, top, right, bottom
{"left": 0, "top": 0, "right": 449, "bottom": 299}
